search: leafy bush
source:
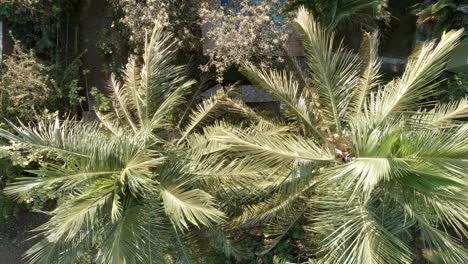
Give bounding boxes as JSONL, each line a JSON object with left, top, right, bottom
{"left": 107, "top": 0, "right": 202, "bottom": 51}
{"left": 413, "top": 0, "right": 468, "bottom": 37}
{"left": 0, "top": 0, "right": 80, "bottom": 54}
{"left": 444, "top": 73, "right": 468, "bottom": 102}
{"left": 0, "top": 40, "right": 84, "bottom": 123}
{"left": 199, "top": 0, "right": 290, "bottom": 80}
{"left": 0, "top": 41, "right": 53, "bottom": 122}
{"left": 0, "top": 0, "right": 84, "bottom": 228}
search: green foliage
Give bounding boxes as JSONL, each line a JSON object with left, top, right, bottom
{"left": 0, "top": 0, "right": 80, "bottom": 55}
{"left": 90, "top": 87, "right": 111, "bottom": 112}
{"left": 0, "top": 40, "right": 84, "bottom": 123}
{"left": 195, "top": 7, "right": 468, "bottom": 264}
{"left": 413, "top": 0, "right": 468, "bottom": 37}
{"left": 0, "top": 42, "right": 52, "bottom": 122}
{"left": 0, "top": 154, "right": 25, "bottom": 230}
{"left": 0, "top": 26, "right": 233, "bottom": 264}
{"left": 0, "top": 0, "right": 84, "bottom": 119}
{"left": 0, "top": 1, "right": 84, "bottom": 232}
{"left": 287, "top": 0, "right": 390, "bottom": 29}
{"left": 96, "top": 26, "right": 129, "bottom": 76}
{"left": 0, "top": 139, "right": 51, "bottom": 231}
{"left": 443, "top": 73, "right": 468, "bottom": 102}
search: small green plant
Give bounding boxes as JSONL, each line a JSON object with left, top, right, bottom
{"left": 90, "top": 87, "right": 111, "bottom": 112}
{"left": 445, "top": 72, "right": 468, "bottom": 102}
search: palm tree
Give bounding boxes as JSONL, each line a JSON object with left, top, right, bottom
{"left": 198, "top": 7, "right": 468, "bottom": 264}
{"left": 287, "top": 0, "right": 389, "bottom": 29}
{"left": 0, "top": 27, "right": 230, "bottom": 264}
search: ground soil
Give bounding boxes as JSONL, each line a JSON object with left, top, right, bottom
{"left": 0, "top": 212, "right": 48, "bottom": 264}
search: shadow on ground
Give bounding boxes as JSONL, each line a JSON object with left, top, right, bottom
{"left": 0, "top": 212, "right": 49, "bottom": 264}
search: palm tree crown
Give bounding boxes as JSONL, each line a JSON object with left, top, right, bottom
{"left": 198, "top": 7, "right": 468, "bottom": 264}
{"left": 0, "top": 27, "right": 226, "bottom": 264}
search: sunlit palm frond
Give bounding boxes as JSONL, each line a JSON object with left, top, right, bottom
{"left": 428, "top": 97, "right": 468, "bottom": 127}
{"left": 241, "top": 62, "right": 325, "bottom": 139}
{"left": 0, "top": 118, "right": 106, "bottom": 158}
{"left": 363, "top": 29, "right": 463, "bottom": 125}
{"left": 223, "top": 97, "right": 278, "bottom": 126}
{"left": 349, "top": 31, "right": 382, "bottom": 117}
{"left": 207, "top": 6, "right": 467, "bottom": 263}
{"left": 233, "top": 177, "right": 315, "bottom": 226}
{"left": 206, "top": 125, "right": 334, "bottom": 168}
{"left": 310, "top": 189, "right": 413, "bottom": 264}
{"left": 123, "top": 56, "right": 144, "bottom": 123}
{"left": 96, "top": 202, "right": 156, "bottom": 264}
{"left": 23, "top": 180, "right": 115, "bottom": 263}
{"left": 100, "top": 25, "right": 196, "bottom": 135}
{"left": 384, "top": 186, "right": 468, "bottom": 264}
{"left": 178, "top": 86, "right": 235, "bottom": 144}
{"left": 106, "top": 73, "right": 138, "bottom": 132}
{"left": 161, "top": 186, "right": 225, "bottom": 231}
{"left": 149, "top": 78, "right": 195, "bottom": 131}
{"left": 294, "top": 7, "right": 361, "bottom": 132}
{"left": 0, "top": 24, "right": 228, "bottom": 263}
{"left": 192, "top": 155, "right": 270, "bottom": 193}
{"left": 398, "top": 124, "right": 468, "bottom": 164}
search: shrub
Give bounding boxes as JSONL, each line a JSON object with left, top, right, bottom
{"left": 0, "top": 41, "right": 52, "bottom": 122}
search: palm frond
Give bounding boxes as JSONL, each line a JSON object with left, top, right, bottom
{"left": 123, "top": 56, "right": 144, "bottom": 123}
{"left": 97, "top": 202, "right": 154, "bottom": 264}
{"left": 428, "top": 97, "right": 468, "bottom": 127}
{"left": 294, "top": 7, "right": 361, "bottom": 132}
{"left": 149, "top": 78, "right": 195, "bottom": 131}
{"left": 312, "top": 192, "right": 413, "bottom": 264}
{"left": 386, "top": 186, "right": 468, "bottom": 264}
{"left": 106, "top": 73, "right": 138, "bottom": 132}
{"left": 364, "top": 29, "right": 463, "bottom": 124}
{"left": 206, "top": 125, "right": 334, "bottom": 168}
{"left": 259, "top": 211, "right": 304, "bottom": 256}
{"left": 100, "top": 25, "right": 195, "bottom": 134}
{"left": 161, "top": 186, "right": 225, "bottom": 231}
{"left": 240, "top": 62, "right": 325, "bottom": 139}
{"left": 349, "top": 31, "right": 382, "bottom": 117}
{"left": 178, "top": 86, "right": 234, "bottom": 144}
{"left": 223, "top": 97, "right": 278, "bottom": 126}
{"left": 0, "top": 118, "right": 105, "bottom": 158}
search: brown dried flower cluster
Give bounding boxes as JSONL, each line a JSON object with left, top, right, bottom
{"left": 113, "top": 0, "right": 202, "bottom": 51}
{"left": 199, "top": 0, "right": 290, "bottom": 80}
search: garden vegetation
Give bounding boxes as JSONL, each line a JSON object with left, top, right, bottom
{"left": 0, "top": 1, "right": 467, "bottom": 264}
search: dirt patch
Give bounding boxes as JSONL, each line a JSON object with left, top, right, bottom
{"left": 0, "top": 212, "right": 49, "bottom": 264}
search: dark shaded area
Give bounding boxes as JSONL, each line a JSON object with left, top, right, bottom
{"left": 379, "top": 0, "right": 419, "bottom": 57}
{"left": 0, "top": 212, "right": 49, "bottom": 264}
{"left": 79, "top": 0, "right": 113, "bottom": 104}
